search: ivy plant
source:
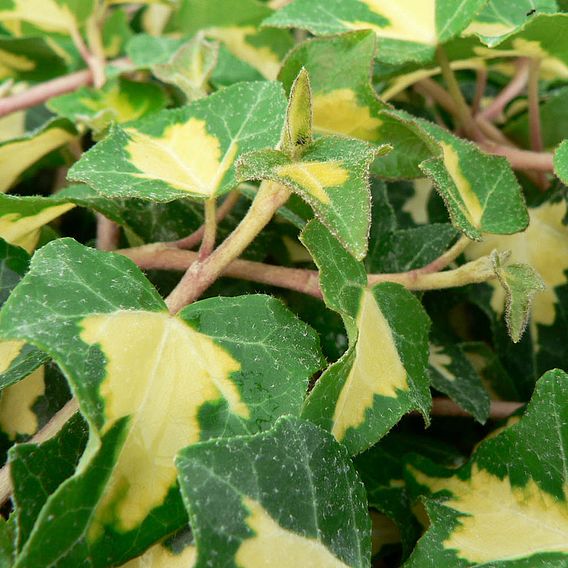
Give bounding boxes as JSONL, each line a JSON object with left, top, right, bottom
{"left": 0, "top": 1, "right": 566, "bottom": 566}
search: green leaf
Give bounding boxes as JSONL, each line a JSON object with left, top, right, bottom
{"left": 492, "top": 253, "right": 546, "bottom": 343}
{"left": 405, "top": 369, "right": 568, "bottom": 567}
{"left": 264, "top": 0, "right": 487, "bottom": 65}
{"left": 102, "top": 7, "right": 132, "bottom": 59}
{"left": 428, "top": 341, "right": 490, "bottom": 422}
{"left": 0, "top": 239, "right": 323, "bottom": 565}
{"left": 47, "top": 78, "right": 167, "bottom": 138}
{"left": 0, "top": 118, "right": 76, "bottom": 194}
{"left": 9, "top": 413, "right": 88, "bottom": 551}
{"left": 69, "top": 81, "right": 287, "bottom": 201}
{"left": 152, "top": 34, "right": 219, "bottom": 100}
{"left": 0, "top": 516, "right": 15, "bottom": 568}
{"left": 126, "top": 33, "right": 187, "bottom": 67}
{"left": 555, "top": 139, "right": 568, "bottom": 184}
{"left": 238, "top": 137, "right": 380, "bottom": 260}
{"left": 0, "top": 36, "right": 66, "bottom": 82}
{"left": 389, "top": 112, "right": 529, "bottom": 240}
{"left": 300, "top": 221, "right": 431, "bottom": 454}
{"left": 177, "top": 0, "right": 293, "bottom": 79}
{"left": 176, "top": 415, "right": 371, "bottom": 567}
{"left": 464, "top": 0, "right": 559, "bottom": 44}
{"left": 0, "top": 0, "right": 95, "bottom": 35}
{"left": 278, "top": 30, "right": 433, "bottom": 178}
{"left": 210, "top": 44, "right": 264, "bottom": 88}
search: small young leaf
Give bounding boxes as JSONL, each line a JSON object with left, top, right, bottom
{"left": 492, "top": 253, "right": 546, "bottom": 343}
{"left": 0, "top": 239, "right": 323, "bottom": 565}
{"left": 405, "top": 369, "right": 568, "bottom": 567}
{"left": 301, "top": 221, "right": 431, "bottom": 454}
{"left": 152, "top": 34, "right": 219, "bottom": 101}
{"left": 69, "top": 81, "right": 287, "bottom": 202}
{"left": 239, "top": 137, "right": 379, "bottom": 259}
{"left": 278, "top": 30, "right": 433, "bottom": 178}
{"left": 281, "top": 68, "right": 313, "bottom": 157}
{"left": 176, "top": 415, "right": 371, "bottom": 567}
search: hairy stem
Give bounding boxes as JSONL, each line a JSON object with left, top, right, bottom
{"left": 0, "top": 398, "right": 79, "bottom": 506}
{"left": 478, "top": 58, "right": 530, "bottom": 121}
{"left": 96, "top": 213, "right": 120, "bottom": 251}
{"left": 436, "top": 46, "right": 483, "bottom": 141}
{"left": 165, "top": 181, "right": 291, "bottom": 313}
{"left": 174, "top": 190, "right": 241, "bottom": 249}
{"left": 472, "top": 67, "right": 488, "bottom": 115}
{"left": 0, "top": 57, "right": 129, "bottom": 118}
{"left": 198, "top": 198, "right": 218, "bottom": 260}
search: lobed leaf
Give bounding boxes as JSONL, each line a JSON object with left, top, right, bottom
{"left": 69, "top": 81, "right": 287, "bottom": 202}
{"left": 176, "top": 415, "right": 371, "bottom": 567}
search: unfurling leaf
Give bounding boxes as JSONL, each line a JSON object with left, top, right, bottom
{"left": 0, "top": 239, "right": 323, "bottom": 566}
{"left": 492, "top": 252, "right": 546, "bottom": 343}
{"left": 405, "top": 369, "right": 568, "bottom": 567}
{"left": 69, "top": 81, "right": 287, "bottom": 202}
{"left": 281, "top": 67, "right": 313, "bottom": 157}
{"left": 300, "top": 221, "right": 431, "bottom": 454}
{"left": 176, "top": 415, "right": 371, "bottom": 567}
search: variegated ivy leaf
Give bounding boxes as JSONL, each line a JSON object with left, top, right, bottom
{"left": 300, "top": 221, "right": 431, "bottom": 455}
{"left": 69, "top": 81, "right": 287, "bottom": 202}
{"left": 0, "top": 194, "right": 75, "bottom": 252}
{"left": 0, "top": 239, "right": 323, "bottom": 566}
{"left": 428, "top": 341, "right": 490, "bottom": 422}
{"left": 239, "top": 138, "right": 379, "bottom": 260}
{"left": 278, "top": 31, "right": 433, "bottom": 179}
{"left": 9, "top": 413, "right": 88, "bottom": 551}
{"left": 492, "top": 252, "right": 546, "bottom": 343}
{"left": 0, "top": 36, "right": 66, "bottom": 82}
{"left": 465, "top": 198, "right": 568, "bottom": 356}
{"left": 555, "top": 139, "right": 568, "bottom": 184}
{"left": 405, "top": 369, "right": 568, "bottom": 567}
{"left": 463, "top": 0, "right": 558, "bottom": 45}
{"left": 387, "top": 111, "right": 529, "bottom": 240}
{"left": 177, "top": 415, "right": 371, "bottom": 567}
{"left": 153, "top": 34, "right": 219, "bottom": 101}
{"left": 264, "top": 0, "right": 487, "bottom": 65}
{"left": 177, "top": 0, "right": 293, "bottom": 79}
{"left": 0, "top": 239, "right": 47, "bottom": 393}
{"left": 47, "top": 78, "right": 167, "bottom": 139}
{"left": 0, "top": 118, "right": 76, "bottom": 194}
{"left": 0, "top": 0, "right": 95, "bottom": 35}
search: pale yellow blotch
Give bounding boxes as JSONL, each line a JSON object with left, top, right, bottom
{"left": 312, "top": 89, "right": 382, "bottom": 142}
{"left": 79, "top": 311, "right": 245, "bottom": 533}
{"left": 120, "top": 542, "right": 196, "bottom": 568}
{"left": 332, "top": 288, "right": 408, "bottom": 441}
{"left": 346, "top": 0, "right": 436, "bottom": 45}
{"left": 410, "top": 464, "right": 568, "bottom": 563}
{"left": 0, "top": 111, "right": 26, "bottom": 143}
{"left": 439, "top": 142, "right": 483, "bottom": 229}
{"left": 0, "top": 338, "right": 25, "bottom": 373}
{"left": 236, "top": 496, "right": 350, "bottom": 568}
{"left": 0, "top": 204, "right": 75, "bottom": 252}
{"left": 0, "top": 49, "right": 35, "bottom": 80}
{"left": 81, "top": 85, "right": 145, "bottom": 124}
{"left": 465, "top": 200, "right": 568, "bottom": 336}
{"left": 402, "top": 178, "right": 434, "bottom": 225}
{"left": 0, "top": 0, "right": 76, "bottom": 34}
{"left": 429, "top": 344, "right": 456, "bottom": 382}
{"left": 0, "top": 366, "right": 45, "bottom": 439}
{"left": 463, "top": 20, "right": 515, "bottom": 38}
{"left": 0, "top": 127, "right": 76, "bottom": 192}
{"left": 275, "top": 161, "right": 349, "bottom": 204}
{"left": 126, "top": 119, "right": 237, "bottom": 197}
{"left": 206, "top": 26, "right": 280, "bottom": 79}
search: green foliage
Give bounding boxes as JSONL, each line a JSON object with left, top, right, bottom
{"left": 0, "top": 1, "right": 566, "bottom": 566}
